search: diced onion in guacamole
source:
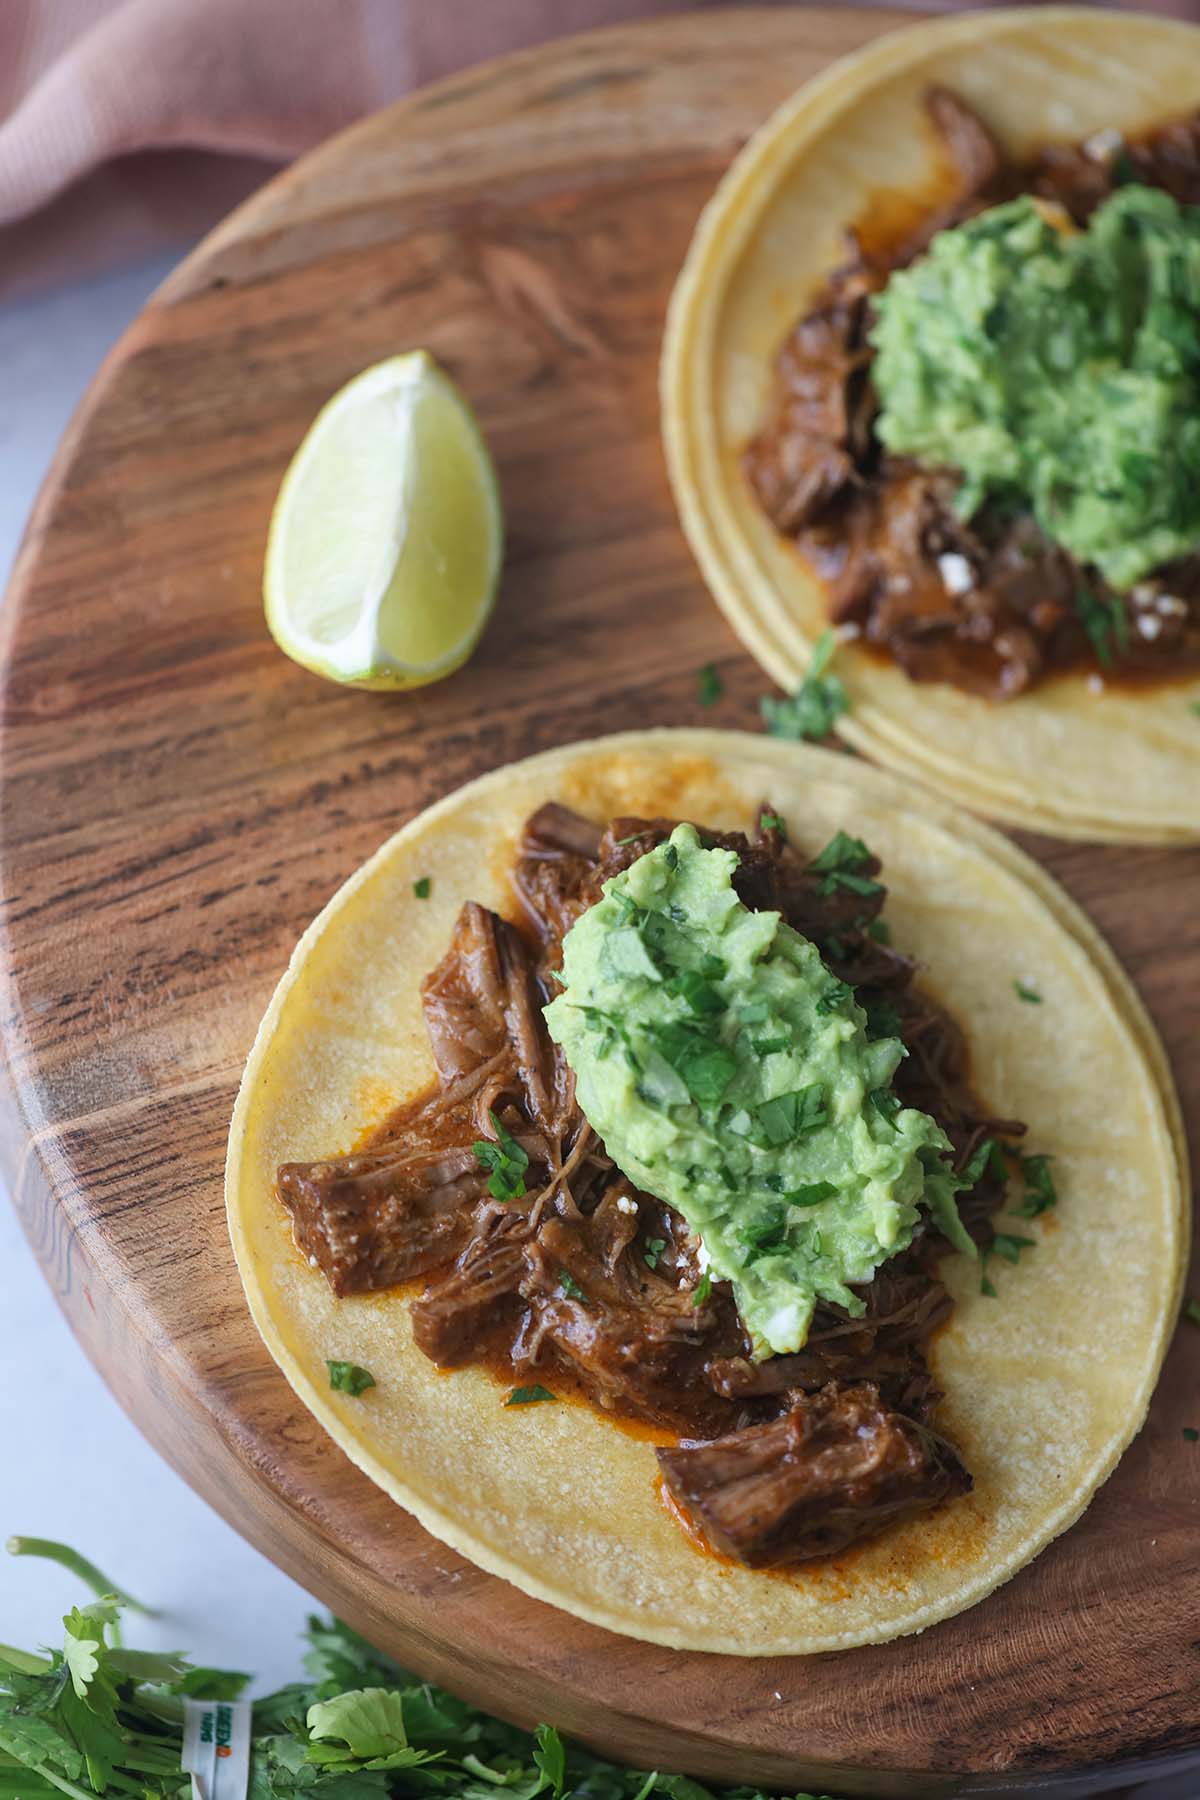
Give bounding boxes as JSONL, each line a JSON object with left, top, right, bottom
{"left": 543, "top": 825, "right": 970, "bottom": 1357}
{"left": 870, "top": 186, "right": 1200, "bottom": 590}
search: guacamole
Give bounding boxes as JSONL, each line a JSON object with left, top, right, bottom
{"left": 543, "top": 825, "right": 970, "bottom": 1356}
{"left": 870, "top": 185, "right": 1200, "bottom": 591}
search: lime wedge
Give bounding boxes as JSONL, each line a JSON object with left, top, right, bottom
{"left": 264, "top": 352, "right": 502, "bottom": 689}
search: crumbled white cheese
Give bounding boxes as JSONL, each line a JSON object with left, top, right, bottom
{"left": 938, "top": 551, "right": 974, "bottom": 596}
{"left": 1137, "top": 612, "right": 1164, "bottom": 641}
{"left": 1155, "top": 594, "right": 1187, "bottom": 617}
{"left": 1084, "top": 126, "right": 1124, "bottom": 162}
{"left": 1131, "top": 582, "right": 1158, "bottom": 609}
{"left": 837, "top": 621, "right": 862, "bottom": 642}
{"left": 615, "top": 1193, "right": 638, "bottom": 1216}
{"left": 694, "top": 1237, "right": 711, "bottom": 1274}
{"left": 1087, "top": 673, "right": 1106, "bottom": 695}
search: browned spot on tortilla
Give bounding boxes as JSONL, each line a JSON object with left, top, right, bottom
{"left": 557, "top": 749, "right": 741, "bottom": 830}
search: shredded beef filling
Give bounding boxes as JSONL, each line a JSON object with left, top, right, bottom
{"left": 277, "top": 804, "right": 1022, "bottom": 1569}
{"left": 744, "top": 89, "right": 1200, "bottom": 700}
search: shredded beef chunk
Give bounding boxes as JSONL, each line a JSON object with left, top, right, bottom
{"left": 657, "top": 1382, "right": 971, "bottom": 1567}
{"left": 278, "top": 803, "right": 1023, "bottom": 1567}
{"left": 745, "top": 90, "right": 1200, "bottom": 699}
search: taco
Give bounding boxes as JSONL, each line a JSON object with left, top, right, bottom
{"left": 661, "top": 7, "right": 1200, "bottom": 842}
{"left": 226, "top": 732, "right": 1184, "bottom": 1655}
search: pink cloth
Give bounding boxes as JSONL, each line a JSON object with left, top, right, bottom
{"left": 0, "top": 0, "right": 1195, "bottom": 296}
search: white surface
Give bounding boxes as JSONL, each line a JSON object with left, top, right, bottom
{"left": 0, "top": 255, "right": 316, "bottom": 1688}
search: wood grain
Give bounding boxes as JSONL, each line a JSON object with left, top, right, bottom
{"left": 2, "top": 9, "right": 1198, "bottom": 1795}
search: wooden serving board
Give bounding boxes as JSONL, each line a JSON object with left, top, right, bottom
{"left": 3, "top": 9, "right": 1198, "bottom": 1795}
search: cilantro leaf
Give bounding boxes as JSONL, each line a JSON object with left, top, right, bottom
{"left": 869, "top": 1088, "right": 901, "bottom": 1127}
{"left": 505, "top": 1386, "right": 556, "bottom": 1406}
{"left": 992, "top": 1230, "right": 1037, "bottom": 1264}
{"left": 866, "top": 918, "right": 892, "bottom": 945}
{"left": 697, "top": 664, "right": 723, "bottom": 706}
{"left": 786, "top": 1181, "right": 838, "bottom": 1207}
{"left": 413, "top": 877, "right": 432, "bottom": 899}
{"left": 1013, "top": 979, "right": 1041, "bottom": 1003}
{"left": 1183, "top": 1296, "right": 1200, "bottom": 1328}
{"left": 472, "top": 1110, "right": 530, "bottom": 1201}
{"left": 1077, "top": 588, "right": 1128, "bottom": 668}
{"left": 1015, "top": 1152, "right": 1057, "bottom": 1218}
{"left": 757, "top": 1084, "right": 826, "bottom": 1144}
{"left": 758, "top": 810, "right": 788, "bottom": 841}
{"left": 960, "top": 1137, "right": 1008, "bottom": 1186}
{"left": 533, "top": 1724, "right": 566, "bottom": 1799}
{"left": 643, "top": 1238, "right": 667, "bottom": 1271}
{"left": 559, "top": 1270, "right": 584, "bottom": 1302}
{"left": 808, "top": 830, "right": 872, "bottom": 875}
{"left": 807, "top": 832, "right": 883, "bottom": 899}
{"left": 814, "top": 979, "right": 852, "bottom": 1017}
{"left": 306, "top": 1688, "right": 438, "bottom": 1771}
{"left": 651, "top": 1023, "right": 737, "bottom": 1106}
{"left": 1184, "top": 1427, "right": 1199, "bottom": 1442}
{"left": 692, "top": 1271, "right": 712, "bottom": 1308}
{"left": 327, "top": 1361, "right": 376, "bottom": 1397}
{"left": 761, "top": 629, "right": 849, "bottom": 741}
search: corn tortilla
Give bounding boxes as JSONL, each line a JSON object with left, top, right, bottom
{"left": 226, "top": 733, "right": 1185, "bottom": 1653}
{"left": 660, "top": 7, "right": 1200, "bottom": 843}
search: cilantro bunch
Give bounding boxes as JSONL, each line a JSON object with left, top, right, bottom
{"left": 0, "top": 1544, "right": 834, "bottom": 1800}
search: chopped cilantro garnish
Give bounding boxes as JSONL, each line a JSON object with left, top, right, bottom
{"left": 1077, "top": 588, "right": 1128, "bottom": 668}
{"left": 472, "top": 1110, "right": 530, "bottom": 1201}
{"left": 698, "top": 662, "right": 724, "bottom": 706}
{"left": 1190, "top": 701, "right": 1200, "bottom": 718}
{"left": 700, "top": 953, "right": 726, "bottom": 977}
{"left": 752, "top": 1035, "right": 790, "bottom": 1055}
{"left": 757, "top": 1083, "right": 826, "bottom": 1144}
{"left": 815, "top": 978, "right": 853, "bottom": 1016}
{"left": 693, "top": 1270, "right": 712, "bottom": 1308}
{"left": 866, "top": 918, "right": 892, "bottom": 945}
{"left": 652, "top": 1022, "right": 738, "bottom": 1105}
{"left": 759, "top": 809, "right": 788, "bottom": 841}
{"left": 663, "top": 842, "right": 679, "bottom": 871}
{"left": 559, "top": 1269, "right": 584, "bottom": 1301}
{"left": 809, "top": 830, "right": 872, "bottom": 875}
{"left": 961, "top": 1136, "right": 1008, "bottom": 1186}
{"left": 667, "top": 970, "right": 724, "bottom": 1016}
{"left": 980, "top": 1268, "right": 998, "bottom": 1298}
{"left": 824, "top": 935, "right": 846, "bottom": 960}
{"left": 1184, "top": 1427, "right": 1199, "bottom": 1442}
{"left": 808, "top": 831, "right": 883, "bottom": 899}
{"left": 869, "top": 1088, "right": 901, "bottom": 1126}
{"left": 643, "top": 1237, "right": 667, "bottom": 1271}
{"left": 737, "top": 1206, "right": 787, "bottom": 1255}
{"left": 326, "top": 1360, "right": 376, "bottom": 1396}
{"left": 1013, "top": 979, "right": 1042, "bottom": 1004}
{"left": 992, "top": 1230, "right": 1037, "bottom": 1264}
{"left": 505, "top": 1385, "right": 556, "bottom": 1406}
{"left": 1015, "top": 1152, "right": 1057, "bottom": 1218}
{"left": 1183, "top": 1296, "right": 1200, "bottom": 1328}
{"left": 761, "top": 628, "right": 849, "bottom": 741}
{"left": 788, "top": 1181, "right": 838, "bottom": 1207}
{"left": 413, "top": 876, "right": 432, "bottom": 899}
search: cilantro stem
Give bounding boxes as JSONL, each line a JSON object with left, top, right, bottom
{"left": 17, "top": 1763, "right": 97, "bottom": 1800}
{"left": 5, "top": 1538, "right": 156, "bottom": 1616}
{"left": 0, "top": 1643, "right": 50, "bottom": 1674}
